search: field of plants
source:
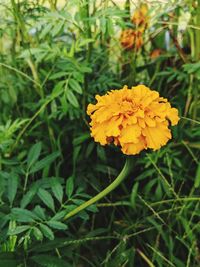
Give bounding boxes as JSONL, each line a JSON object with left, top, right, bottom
{"left": 0, "top": 0, "right": 200, "bottom": 266}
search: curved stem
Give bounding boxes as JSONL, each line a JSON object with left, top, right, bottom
{"left": 64, "top": 157, "right": 134, "bottom": 221}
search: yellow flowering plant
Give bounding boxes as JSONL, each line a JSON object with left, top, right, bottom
{"left": 119, "top": 4, "right": 149, "bottom": 52}
{"left": 64, "top": 85, "right": 179, "bottom": 221}
{"left": 87, "top": 85, "right": 179, "bottom": 155}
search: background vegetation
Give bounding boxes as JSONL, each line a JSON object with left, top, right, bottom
{"left": 0, "top": 0, "right": 200, "bottom": 266}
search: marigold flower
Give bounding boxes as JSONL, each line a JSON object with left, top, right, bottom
{"left": 120, "top": 29, "right": 143, "bottom": 50}
{"left": 120, "top": 29, "right": 135, "bottom": 50}
{"left": 87, "top": 85, "right": 179, "bottom": 155}
{"left": 131, "top": 4, "right": 149, "bottom": 32}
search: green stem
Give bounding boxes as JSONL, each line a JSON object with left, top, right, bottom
{"left": 64, "top": 157, "right": 134, "bottom": 221}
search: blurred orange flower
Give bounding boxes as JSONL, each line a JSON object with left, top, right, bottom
{"left": 120, "top": 29, "right": 143, "bottom": 50}
{"left": 150, "top": 49, "right": 163, "bottom": 59}
{"left": 131, "top": 4, "right": 149, "bottom": 32}
{"left": 120, "top": 29, "right": 135, "bottom": 50}
{"left": 87, "top": 85, "right": 179, "bottom": 155}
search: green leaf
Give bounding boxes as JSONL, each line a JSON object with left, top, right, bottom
{"left": 73, "top": 133, "right": 90, "bottom": 146}
{"left": 155, "top": 182, "right": 163, "bottom": 199}
{"left": 78, "top": 38, "right": 94, "bottom": 48}
{"left": 33, "top": 205, "right": 46, "bottom": 220}
{"left": 51, "top": 20, "right": 64, "bottom": 37}
{"left": 66, "top": 90, "right": 79, "bottom": 108}
{"left": 130, "top": 182, "right": 139, "bottom": 208}
{"left": 72, "top": 71, "right": 84, "bottom": 83}
{"left": 27, "top": 142, "right": 42, "bottom": 169}
{"left": 51, "top": 210, "right": 66, "bottom": 221}
{"left": 51, "top": 81, "right": 65, "bottom": 98}
{"left": 79, "top": 210, "right": 89, "bottom": 220}
{"left": 47, "top": 220, "right": 68, "bottom": 230}
{"left": 7, "top": 174, "right": 18, "bottom": 206}
{"left": 194, "top": 163, "right": 200, "bottom": 188}
{"left": 106, "top": 18, "right": 114, "bottom": 35}
{"left": 20, "top": 186, "right": 38, "bottom": 208}
{"left": 50, "top": 177, "right": 63, "bottom": 203}
{"left": 39, "top": 224, "right": 54, "bottom": 240}
{"left": 33, "top": 227, "right": 43, "bottom": 241}
{"left": 29, "top": 151, "right": 60, "bottom": 174}
{"left": 37, "top": 188, "right": 55, "bottom": 212}
{"left": 8, "top": 225, "right": 30, "bottom": 235}
{"left": 50, "top": 72, "right": 68, "bottom": 80}
{"left": 40, "top": 23, "right": 52, "bottom": 39}
{"left": 65, "top": 176, "right": 74, "bottom": 199}
{"left": 69, "top": 79, "right": 82, "bottom": 94}
{"left": 11, "top": 208, "right": 39, "bottom": 223}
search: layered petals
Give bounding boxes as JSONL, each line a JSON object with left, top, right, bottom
{"left": 120, "top": 29, "right": 143, "bottom": 50}
{"left": 87, "top": 85, "right": 180, "bottom": 155}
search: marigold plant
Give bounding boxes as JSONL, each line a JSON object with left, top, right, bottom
{"left": 120, "top": 29, "right": 135, "bottom": 50}
{"left": 120, "top": 29, "right": 143, "bottom": 50}
{"left": 87, "top": 85, "right": 179, "bottom": 155}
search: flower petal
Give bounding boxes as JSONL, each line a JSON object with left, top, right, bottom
{"left": 142, "top": 122, "right": 171, "bottom": 150}
{"left": 119, "top": 124, "right": 141, "bottom": 144}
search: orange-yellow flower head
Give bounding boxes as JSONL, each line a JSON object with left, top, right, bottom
{"left": 87, "top": 85, "right": 180, "bottom": 155}
{"left": 120, "top": 29, "right": 143, "bottom": 50}
{"left": 120, "top": 29, "right": 135, "bottom": 50}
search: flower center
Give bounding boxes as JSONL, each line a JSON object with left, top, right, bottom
{"left": 119, "top": 100, "right": 138, "bottom": 115}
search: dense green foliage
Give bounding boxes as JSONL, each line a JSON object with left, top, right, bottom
{"left": 0, "top": 0, "right": 200, "bottom": 266}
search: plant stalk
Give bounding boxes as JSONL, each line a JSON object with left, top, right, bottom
{"left": 64, "top": 157, "right": 134, "bottom": 221}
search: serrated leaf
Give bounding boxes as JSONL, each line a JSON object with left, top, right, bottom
{"left": 39, "top": 224, "right": 54, "bottom": 240}
{"left": 66, "top": 90, "right": 79, "bottom": 108}
{"left": 50, "top": 177, "right": 63, "bottom": 203}
{"left": 47, "top": 221, "right": 68, "bottom": 230}
{"left": 29, "top": 151, "right": 60, "bottom": 174}
{"left": 27, "top": 142, "right": 42, "bottom": 169}
{"left": 37, "top": 188, "right": 55, "bottom": 212}
{"left": 7, "top": 174, "right": 18, "bottom": 206}
{"left": 69, "top": 79, "right": 82, "bottom": 94}
{"left": 65, "top": 176, "right": 74, "bottom": 199}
